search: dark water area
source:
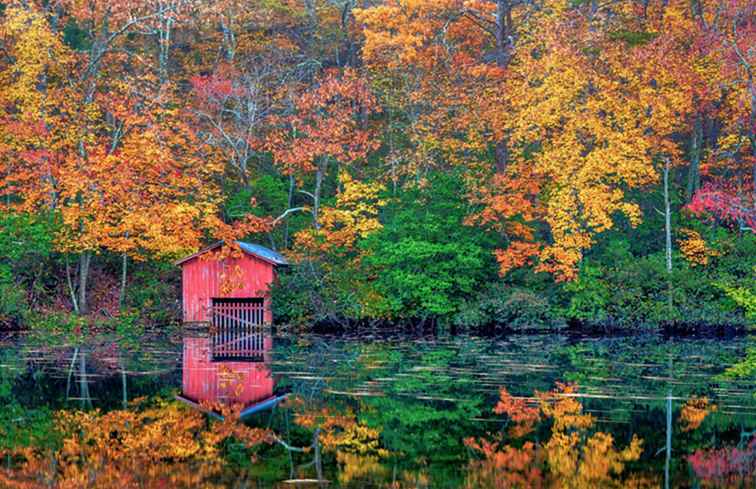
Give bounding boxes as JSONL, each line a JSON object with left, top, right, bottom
{"left": 0, "top": 328, "right": 754, "bottom": 488}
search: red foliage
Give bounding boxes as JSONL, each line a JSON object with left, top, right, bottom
{"left": 688, "top": 436, "right": 756, "bottom": 488}
{"left": 190, "top": 65, "right": 246, "bottom": 106}
{"left": 687, "top": 181, "right": 755, "bottom": 231}
{"left": 493, "top": 387, "right": 541, "bottom": 437}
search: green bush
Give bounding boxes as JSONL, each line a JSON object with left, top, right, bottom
{"left": 359, "top": 172, "right": 500, "bottom": 321}
{"left": 272, "top": 260, "right": 363, "bottom": 327}
{"left": 556, "top": 233, "right": 755, "bottom": 328}
{"left": 0, "top": 212, "right": 56, "bottom": 324}
{"left": 0, "top": 264, "right": 27, "bottom": 326}
{"left": 126, "top": 261, "right": 181, "bottom": 326}
{"left": 453, "top": 282, "right": 560, "bottom": 330}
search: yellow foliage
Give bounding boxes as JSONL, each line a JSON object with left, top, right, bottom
{"left": 678, "top": 229, "right": 720, "bottom": 266}
{"left": 294, "top": 403, "right": 389, "bottom": 458}
{"left": 0, "top": 400, "right": 271, "bottom": 488}
{"left": 466, "top": 382, "right": 646, "bottom": 488}
{"left": 679, "top": 396, "right": 717, "bottom": 432}
{"left": 295, "top": 172, "right": 386, "bottom": 255}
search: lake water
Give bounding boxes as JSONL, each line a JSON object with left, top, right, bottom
{"left": 0, "top": 328, "right": 754, "bottom": 488}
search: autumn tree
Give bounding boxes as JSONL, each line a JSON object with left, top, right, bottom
{"left": 0, "top": 1, "right": 269, "bottom": 315}
{"left": 266, "top": 68, "right": 380, "bottom": 232}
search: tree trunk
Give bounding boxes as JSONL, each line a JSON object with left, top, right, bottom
{"left": 80, "top": 349, "right": 92, "bottom": 409}
{"left": 313, "top": 428, "right": 323, "bottom": 483}
{"left": 119, "top": 253, "right": 128, "bottom": 311}
{"left": 664, "top": 389, "right": 672, "bottom": 489}
{"left": 313, "top": 160, "right": 326, "bottom": 230}
{"left": 493, "top": 0, "right": 513, "bottom": 172}
{"left": 121, "top": 362, "right": 128, "bottom": 409}
{"left": 158, "top": 16, "right": 173, "bottom": 88}
{"left": 66, "top": 255, "right": 80, "bottom": 314}
{"left": 284, "top": 175, "right": 295, "bottom": 247}
{"left": 686, "top": 115, "right": 702, "bottom": 202}
{"left": 664, "top": 355, "right": 673, "bottom": 489}
{"left": 495, "top": 0, "right": 513, "bottom": 69}
{"left": 495, "top": 139, "right": 509, "bottom": 173}
{"left": 78, "top": 252, "right": 92, "bottom": 315}
{"left": 663, "top": 158, "right": 673, "bottom": 314}
{"left": 304, "top": 0, "right": 318, "bottom": 27}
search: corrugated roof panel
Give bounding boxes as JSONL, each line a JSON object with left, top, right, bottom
{"left": 237, "top": 241, "right": 288, "bottom": 266}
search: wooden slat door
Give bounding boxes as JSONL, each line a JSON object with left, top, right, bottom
{"left": 211, "top": 298, "right": 265, "bottom": 360}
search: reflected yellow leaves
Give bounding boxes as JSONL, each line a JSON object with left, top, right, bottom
{"left": 0, "top": 399, "right": 271, "bottom": 488}
{"left": 679, "top": 396, "right": 717, "bottom": 432}
{"left": 465, "top": 383, "right": 650, "bottom": 489}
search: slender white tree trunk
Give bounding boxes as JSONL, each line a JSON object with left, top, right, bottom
{"left": 663, "top": 158, "right": 673, "bottom": 314}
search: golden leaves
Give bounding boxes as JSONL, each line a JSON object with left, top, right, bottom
{"left": 678, "top": 229, "right": 720, "bottom": 267}
{"left": 293, "top": 403, "right": 388, "bottom": 457}
{"left": 466, "top": 382, "right": 645, "bottom": 489}
{"left": 1, "top": 400, "right": 271, "bottom": 488}
{"left": 318, "top": 173, "right": 386, "bottom": 251}
{"left": 679, "top": 396, "right": 717, "bottom": 432}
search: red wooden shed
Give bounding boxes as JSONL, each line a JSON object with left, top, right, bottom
{"left": 176, "top": 241, "right": 287, "bottom": 325}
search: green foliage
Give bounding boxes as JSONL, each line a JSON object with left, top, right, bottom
{"left": 356, "top": 344, "right": 485, "bottom": 461}
{"left": 0, "top": 350, "right": 58, "bottom": 451}
{"left": 552, "top": 232, "right": 755, "bottom": 328}
{"left": 126, "top": 261, "right": 180, "bottom": 326}
{"left": 0, "top": 264, "right": 27, "bottom": 325}
{"left": 0, "top": 213, "right": 56, "bottom": 325}
{"left": 361, "top": 239, "right": 485, "bottom": 318}
{"left": 716, "top": 279, "right": 756, "bottom": 328}
{"left": 561, "top": 264, "right": 611, "bottom": 322}
{"left": 272, "top": 261, "right": 363, "bottom": 326}
{"left": 62, "top": 19, "right": 91, "bottom": 51}
{"left": 25, "top": 311, "right": 91, "bottom": 345}
{"left": 453, "top": 282, "right": 560, "bottom": 329}
{"left": 608, "top": 30, "right": 658, "bottom": 46}
{"left": 109, "top": 310, "right": 146, "bottom": 340}
{"left": 359, "top": 173, "right": 499, "bottom": 320}
{"left": 225, "top": 176, "right": 289, "bottom": 220}
{"left": 722, "top": 346, "right": 756, "bottom": 381}
{"left": 0, "top": 212, "right": 55, "bottom": 262}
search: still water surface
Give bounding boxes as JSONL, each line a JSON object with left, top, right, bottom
{"left": 0, "top": 329, "right": 754, "bottom": 488}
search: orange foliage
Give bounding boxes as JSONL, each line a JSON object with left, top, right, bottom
{"left": 678, "top": 229, "right": 720, "bottom": 266}
{"left": 679, "top": 396, "right": 717, "bottom": 432}
{"left": 0, "top": 399, "right": 271, "bottom": 488}
{"left": 0, "top": 2, "right": 271, "bottom": 265}
{"left": 493, "top": 387, "right": 540, "bottom": 437}
{"left": 466, "top": 382, "right": 645, "bottom": 489}
{"left": 266, "top": 68, "right": 380, "bottom": 175}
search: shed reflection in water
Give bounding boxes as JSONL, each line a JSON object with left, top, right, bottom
{"left": 177, "top": 326, "right": 287, "bottom": 419}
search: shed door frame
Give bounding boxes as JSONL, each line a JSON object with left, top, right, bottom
{"left": 211, "top": 298, "right": 265, "bottom": 361}
{"left": 211, "top": 297, "right": 265, "bottom": 327}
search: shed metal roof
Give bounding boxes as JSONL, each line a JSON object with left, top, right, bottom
{"left": 175, "top": 241, "right": 288, "bottom": 266}
{"left": 237, "top": 241, "right": 288, "bottom": 266}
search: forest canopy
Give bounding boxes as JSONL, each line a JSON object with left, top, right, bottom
{"left": 0, "top": 0, "right": 753, "bottom": 328}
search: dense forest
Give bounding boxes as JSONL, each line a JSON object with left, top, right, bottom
{"left": 0, "top": 0, "right": 753, "bottom": 330}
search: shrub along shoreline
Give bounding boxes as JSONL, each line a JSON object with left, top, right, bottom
{"left": 1, "top": 191, "right": 754, "bottom": 334}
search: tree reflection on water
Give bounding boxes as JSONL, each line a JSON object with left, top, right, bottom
{"left": 0, "top": 332, "right": 754, "bottom": 487}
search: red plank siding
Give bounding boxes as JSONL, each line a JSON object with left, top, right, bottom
{"left": 181, "top": 252, "right": 276, "bottom": 323}
{"left": 181, "top": 336, "right": 274, "bottom": 408}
